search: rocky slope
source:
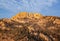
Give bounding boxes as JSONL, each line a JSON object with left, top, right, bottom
{"left": 0, "top": 12, "right": 60, "bottom": 41}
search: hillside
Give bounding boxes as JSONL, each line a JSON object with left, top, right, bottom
{"left": 0, "top": 12, "right": 60, "bottom": 41}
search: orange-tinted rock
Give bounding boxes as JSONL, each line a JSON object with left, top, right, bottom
{"left": 0, "top": 12, "right": 60, "bottom": 41}
{"left": 33, "top": 13, "right": 43, "bottom": 19}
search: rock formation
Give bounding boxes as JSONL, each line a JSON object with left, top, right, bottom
{"left": 0, "top": 12, "right": 60, "bottom": 41}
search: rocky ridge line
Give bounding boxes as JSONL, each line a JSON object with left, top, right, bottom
{"left": 0, "top": 12, "right": 60, "bottom": 41}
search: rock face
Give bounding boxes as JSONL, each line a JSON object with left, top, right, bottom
{"left": 0, "top": 12, "right": 60, "bottom": 41}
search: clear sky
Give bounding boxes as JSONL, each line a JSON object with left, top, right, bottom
{"left": 0, "top": 0, "right": 60, "bottom": 18}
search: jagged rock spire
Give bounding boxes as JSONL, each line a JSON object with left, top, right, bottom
{"left": 11, "top": 12, "right": 43, "bottom": 20}
{"left": 11, "top": 12, "right": 28, "bottom": 20}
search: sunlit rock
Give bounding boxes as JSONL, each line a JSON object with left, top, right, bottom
{"left": 0, "top": 12, "right": 60, "bottom": 41}
{"left": 33, "top": 13, "right": 43, "bottom": 19}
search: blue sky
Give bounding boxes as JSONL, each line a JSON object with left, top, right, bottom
{"left": 0, "top": 0, "right": 60, "bottom": 18}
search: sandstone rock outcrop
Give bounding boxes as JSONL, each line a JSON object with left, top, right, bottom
{"left": 0, "top": 12, "right": 60, "bottom": 41}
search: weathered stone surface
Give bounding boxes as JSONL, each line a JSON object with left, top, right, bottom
{"left": 0, "top": 12, "right": 60, "bottom": 41}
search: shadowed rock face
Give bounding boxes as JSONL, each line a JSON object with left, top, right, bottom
{"left": 0, "top": 12, "right": 60, "bottom": 41}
